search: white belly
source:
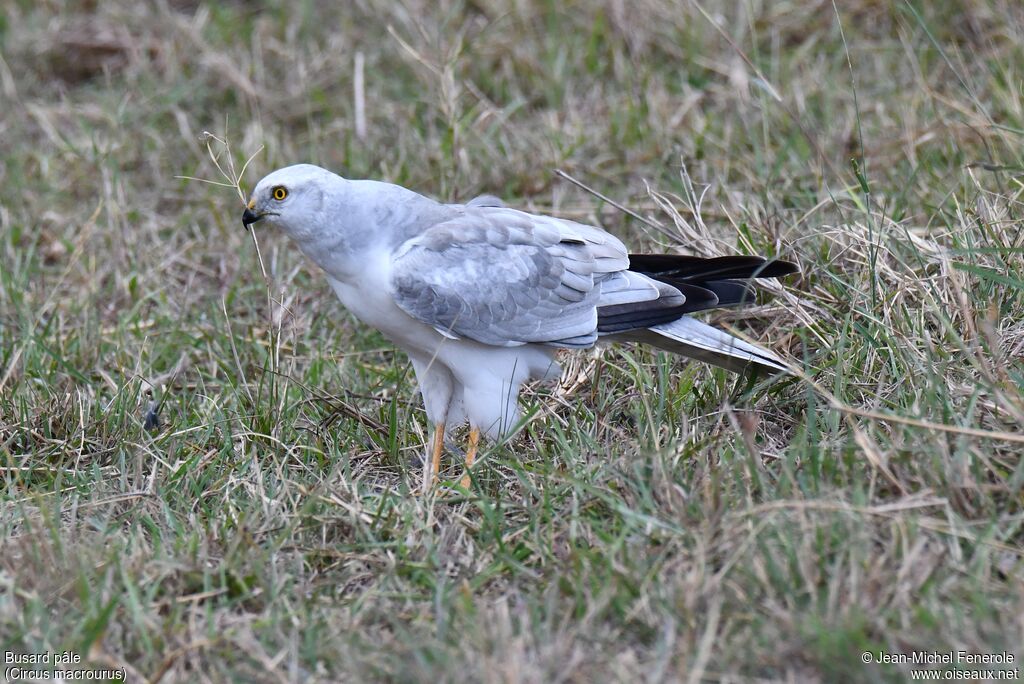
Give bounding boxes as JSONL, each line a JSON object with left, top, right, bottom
{"left": 325, "top": 274, "right": 446, "bottom": 355}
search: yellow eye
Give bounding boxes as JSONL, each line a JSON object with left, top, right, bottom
{"left": 272, "top": 186, "right": 288, "bottom": 201}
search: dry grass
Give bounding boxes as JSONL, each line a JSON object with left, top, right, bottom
{"left": 1, "top": 1, "right": 1023, "bottom": 682}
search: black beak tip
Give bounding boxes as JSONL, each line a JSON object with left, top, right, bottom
{"left": 242, "top": 208, "right": 259, "bottom": 229}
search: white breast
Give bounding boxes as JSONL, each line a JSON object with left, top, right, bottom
{"left": 323, "top": 256, "right": 444, "bottom": 356}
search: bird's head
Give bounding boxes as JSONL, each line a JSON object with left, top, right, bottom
{"left": 242, "top": 164, "right": 342, "bottom": 241}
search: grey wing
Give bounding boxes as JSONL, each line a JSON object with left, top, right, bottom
{"left": 464, "top": 194, "right": 505, "bottom": 208}
{"left": 390, "top": 208, "right": 663, "bottom": 347}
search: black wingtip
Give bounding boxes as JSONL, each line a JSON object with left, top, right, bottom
{"left": 628, "top": 254, "right": 799, "bottom": 281}
{"left": 764, "top": 259, "right": 800, "bottom": 277}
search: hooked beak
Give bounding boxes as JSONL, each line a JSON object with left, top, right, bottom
{"left": 242, "top": 207, "right": 263, "bottom": 229}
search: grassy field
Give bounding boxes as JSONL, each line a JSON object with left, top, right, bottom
{"left": 2, "top": 1, "right": 1023, "bottom": 681}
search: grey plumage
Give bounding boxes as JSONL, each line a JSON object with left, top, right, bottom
{"left": 391, "top": 210, "right": 616, "bottom": 347}
{"left": 389, "top": 205, "right": 796, "bottom": 372}
{"left": 242, "top": 164, "right": 798, "bottom": 440}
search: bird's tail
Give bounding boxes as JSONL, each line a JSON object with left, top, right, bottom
{"left": 622, "top": 316, "right": 791, "bottom": 374}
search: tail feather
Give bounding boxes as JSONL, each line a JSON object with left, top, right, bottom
{"left": 618, "top": 316, "right": 790, "bottom": 374}
{"left": 599, "top": 253, "right": 797, "bottom": 373}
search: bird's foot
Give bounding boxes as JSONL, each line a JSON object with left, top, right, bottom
{"left": 459, "top": 428, "right": 480, "bottom": 489}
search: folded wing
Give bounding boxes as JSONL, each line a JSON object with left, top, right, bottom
{"left": 390, "top": 208, "right": 664, "bottom": 347}
{"left": 390, "top": 206, "right": 798, "bottom": 372}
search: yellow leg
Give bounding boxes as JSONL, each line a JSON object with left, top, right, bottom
{"left": 422, "top": 423, "right": 445, "bottom": 495}
{"left": 460, "top": 428, "right": 480, "bottom": 488}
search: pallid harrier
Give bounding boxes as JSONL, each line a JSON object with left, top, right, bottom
{"left": 242, "top": 164, "right": 797, "bottom": 491}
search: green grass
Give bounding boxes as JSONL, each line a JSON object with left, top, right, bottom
{"left": 2, "top": 1, "right": 1023, "bottom": 681}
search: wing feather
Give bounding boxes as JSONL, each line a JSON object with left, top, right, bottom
{"left": 391, "top": 208, "right": 637, "bottom": 347}
{"left": 386, "top": 198, "right": 794, "bottom": 370}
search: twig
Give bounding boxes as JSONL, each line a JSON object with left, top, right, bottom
{"left": 354, "top": 51, "right": 367, "bottom": 141}
{"left": 553, "top": 169, "right": 663, "bottom": 230}
{"left": 174, "top": 131, "right": 262, "bottom": 205}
